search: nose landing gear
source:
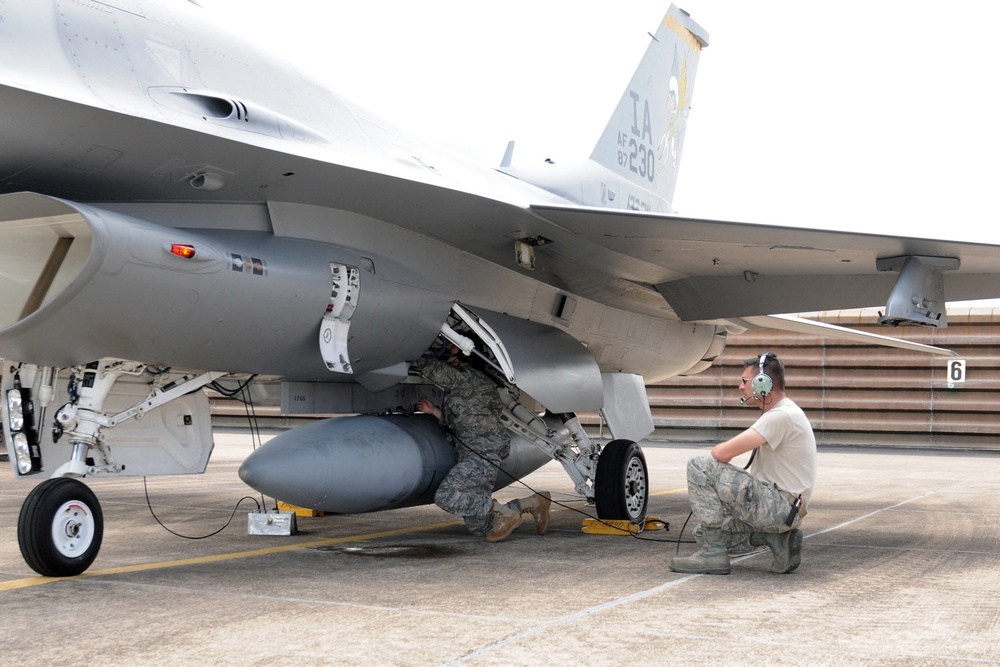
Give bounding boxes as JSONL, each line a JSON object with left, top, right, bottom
{"left": 18, "top": 477, "right": 104, "bottom": 577}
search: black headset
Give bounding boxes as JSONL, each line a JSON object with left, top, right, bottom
{"left": 752, "top": 352, "right": 774, "bottom": 397}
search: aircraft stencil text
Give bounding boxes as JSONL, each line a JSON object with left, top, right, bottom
{"left": 616, "top": 90, "right": 655, "bottom": 183}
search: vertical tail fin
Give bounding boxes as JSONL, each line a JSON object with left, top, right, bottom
{"left": 590, "top": 5, "right": 709, "bottom": 208}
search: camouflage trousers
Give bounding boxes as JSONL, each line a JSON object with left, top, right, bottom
{"left": 435, "top": 434, "right": 506, "bottom": 536}
{"left": 686, "top": 455, "right": 801, "bottom": 552}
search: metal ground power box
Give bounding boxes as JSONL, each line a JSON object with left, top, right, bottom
{"left": 247, "top": 510, "right": 297, "bottom": 536}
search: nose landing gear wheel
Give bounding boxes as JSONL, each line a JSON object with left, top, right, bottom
{"left": 18, "top": 477, "right": 104, "bottom": 577}
{"left": 594, "top": 439, "right": 649, "bottom": 522}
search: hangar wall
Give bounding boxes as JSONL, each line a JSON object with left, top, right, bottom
{"left": 645, "top": 307, "right": 1000, "bottom": 450}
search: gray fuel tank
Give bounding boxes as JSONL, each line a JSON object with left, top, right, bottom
{"left": 238, "top": 414, "right": 552, "bottom": 513}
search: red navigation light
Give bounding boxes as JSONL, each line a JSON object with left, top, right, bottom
{"left": 170, "top": 243, "right": 197, "bottom": 259}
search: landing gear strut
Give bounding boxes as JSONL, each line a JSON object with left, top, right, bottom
{"left": 497, "top": 387, "right": 650, "bottom": 522}
{"left": 18, "top": 477, "right": 104, "bottom": 577}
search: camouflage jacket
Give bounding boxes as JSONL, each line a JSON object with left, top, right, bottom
{"left": 414, "top": 358, "right": 510, "bottom": 453}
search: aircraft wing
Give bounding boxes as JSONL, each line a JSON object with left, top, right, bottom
{"left": 529, "top": 204, "right": 1000, "bottom": 321}
{"left": 3, "top": 82, "right": 996, "bottom": 345}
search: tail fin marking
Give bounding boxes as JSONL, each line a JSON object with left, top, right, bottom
{"left": 590, "top": 5, "right": 709, "bottom": 209}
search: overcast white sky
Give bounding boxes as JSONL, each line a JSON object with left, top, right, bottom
{"left": 210, "top": 1, "right": 1000, "bottom": 245}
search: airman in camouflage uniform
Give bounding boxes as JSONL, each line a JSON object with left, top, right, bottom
{"left": 670, "top": 353, "right": 816, "bottom": 575}
{"left": 415, "top": 346, "right": 550, "bottom": 541}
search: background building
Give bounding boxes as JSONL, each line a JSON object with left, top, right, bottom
{"left": 646, "top": 307, "right": 999, "bottom": 450}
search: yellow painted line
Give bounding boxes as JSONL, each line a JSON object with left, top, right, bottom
{"left": 652, "top": 488, "right": 686, "bottom": 497}
{"left": 0, "top": 519, "right": 459, "bottom": 591}
{"left": 1, "top": 488, "right": 688, "bottom": 591}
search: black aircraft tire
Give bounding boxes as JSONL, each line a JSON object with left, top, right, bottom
{"left": 594, "top": 439, "right": 649, "bottom": 521}
{"left": 18, "top": 477, "right": 104, "bottom": 577}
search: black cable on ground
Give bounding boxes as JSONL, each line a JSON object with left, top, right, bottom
{"left": 143, "top": 477, "right": 260, "bottom": 539}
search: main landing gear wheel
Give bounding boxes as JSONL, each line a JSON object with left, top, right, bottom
{"left": 594, "top": 439, "right": 649, "bottom": 522}
{"left": 18, "top": 477, "right": 104, "bottom": 577}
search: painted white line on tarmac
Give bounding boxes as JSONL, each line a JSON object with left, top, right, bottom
{"left": 440, "top": 472, "right": 987, "bottom": 666}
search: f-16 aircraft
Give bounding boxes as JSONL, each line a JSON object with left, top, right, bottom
{"left": 2, "top": 1, "right": 998, "bottom": 577}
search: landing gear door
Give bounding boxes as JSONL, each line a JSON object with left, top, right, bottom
{"left": 601, "top": 373, "right": 655, "bottom": 443}
{"left": 2, "top": 363, "right": 214, "bottom": 478}
{"left": 451, "top": 304, "right": 603, "bottom": 414}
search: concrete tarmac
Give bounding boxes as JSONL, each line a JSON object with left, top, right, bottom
{"left": 1, "top": 432, "right": 998, "bottom": 666}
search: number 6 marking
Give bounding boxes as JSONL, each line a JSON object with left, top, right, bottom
{"left": 948, "top": 359, "right": 966, "bottom": 385}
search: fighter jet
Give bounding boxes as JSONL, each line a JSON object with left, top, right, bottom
{"left": 2, "top": 2, "right": 997, "bottom": 577}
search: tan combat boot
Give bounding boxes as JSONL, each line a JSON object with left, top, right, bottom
{"left": 516, "top": 492, "right": 552, "bottom": 535}
{"left": 485, "top": 500, "right": 523, "bottom": 542}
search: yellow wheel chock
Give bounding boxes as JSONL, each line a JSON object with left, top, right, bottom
{"left": 581, "top": 516, "right": 667, "bottom": 535}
